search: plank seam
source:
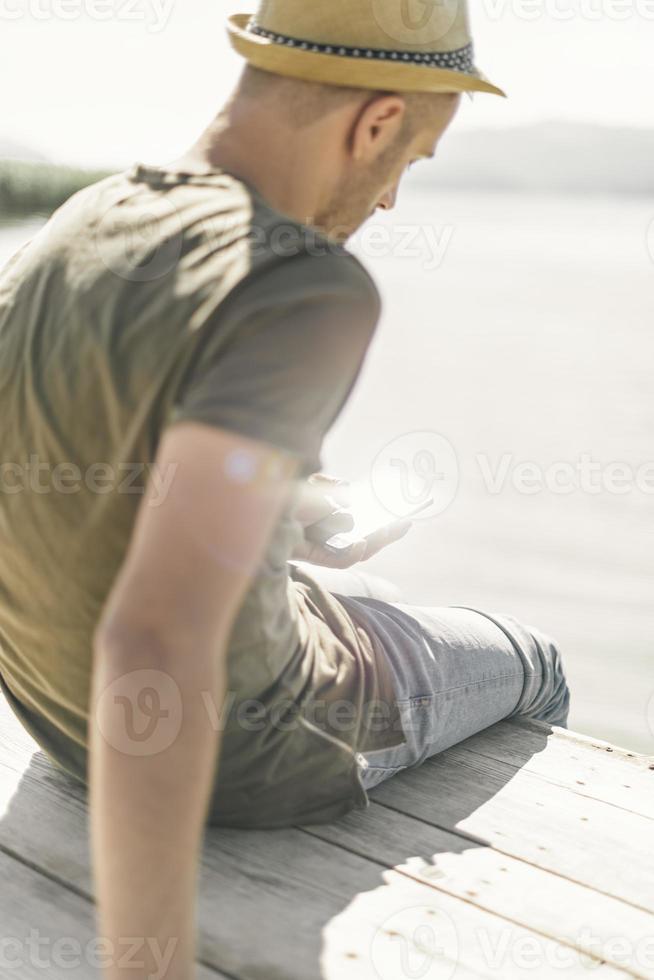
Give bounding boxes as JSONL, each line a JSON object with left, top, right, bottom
{"left": 502, "top": 720, "right": 653, "bottom": 762}
{"left": 197, "top": 959, "right": 241, "bottom": 980}
{"left": 296, "top": 823, "right": 642, "bottom": 979}
{"left": 0, "top": 842, "right": 239, "bottom": 980}
{"left": 367, "top": 798, "right": 654, "bottom": 917}
{"left": 435, "top": 750, "right": 654, "bottom": 821}
{"left": 0, "top": 840, "right": 93, "bottom": 904}
{"left": 390, "top": 866, "right": 644, "bottom": 980}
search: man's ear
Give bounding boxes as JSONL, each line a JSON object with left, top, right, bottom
{"left": 350, "top": 94, "right": 407, "bottom": 163}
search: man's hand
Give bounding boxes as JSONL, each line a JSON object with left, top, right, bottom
{"left": 291, "top": 473, "right": 412, "bottom": 569}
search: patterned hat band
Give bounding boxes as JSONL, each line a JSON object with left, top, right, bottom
{"left": 247, "top": 21, "right": 476, "bottom": 75}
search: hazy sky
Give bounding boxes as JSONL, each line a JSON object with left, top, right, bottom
{"left": 1, "top": 0, "right": 652, "bottom": 167}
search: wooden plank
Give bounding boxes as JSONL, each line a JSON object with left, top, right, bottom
{"left": 0, "top": 743, "right": 485, "bottom": 979}
{"left": 367, "top": 739, "right": 654, "bottom": 912}
{"left": 0, "top": 849, "right": 228, "bottom": 980}
{"left": 0, "top": 699, "right": 631, "bottom": 979}
{"left": 303, "top": 805, "right": 654, "bottom": 978}
{"left": 152, "top": 827, "right": 634, "bottom": 979}
{"left": 457, "top": 719, "right": 654, "bottom": 818}
{"left": 320, "top": 870, "right": 630, "bottom": 980}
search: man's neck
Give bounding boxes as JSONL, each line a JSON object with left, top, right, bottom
{"left": 168, "top": 104, "right": 332, "bottom": 227}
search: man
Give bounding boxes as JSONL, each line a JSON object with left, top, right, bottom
{"left": 0, "top": 1, "right": 570, "bottom": 976}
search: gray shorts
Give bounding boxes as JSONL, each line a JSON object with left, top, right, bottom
{"left": 292, "top": 563, "right": 571, "bottom": 793}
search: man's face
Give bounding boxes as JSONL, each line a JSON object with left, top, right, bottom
{"left": 313, "top": 93, "right": 460, "bottom": 243}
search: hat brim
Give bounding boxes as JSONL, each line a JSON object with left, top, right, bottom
{"left": 227, "top": 14, "right": 506, "bottom": 98}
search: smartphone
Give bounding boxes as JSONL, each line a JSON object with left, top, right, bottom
{"left": 324, "top": 497, "right": 435, "bottom": 553}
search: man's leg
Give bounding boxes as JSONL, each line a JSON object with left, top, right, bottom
{"left": 348, "top": 599, "right": 571, "bottom": 791}
{"left": 291, "top": 563, "right": 571, "bottom": 792}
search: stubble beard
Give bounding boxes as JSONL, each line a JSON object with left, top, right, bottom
{"left": 312, "top": 135, "right": 407, "bottom": 245}
{"left": 312, "top": 177, "right": 373, "bottom": 245}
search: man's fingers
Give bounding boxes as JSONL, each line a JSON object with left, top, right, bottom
{"left": 333, "top": 520, "right": 411, "bottom": 567}
{"left": 297, "top": 478, "right": 351, "bottom": 526}
{"left": 307, "top": 473, "right": 351, "bottom": 507}
{"left": 294, "top": 517, "right": 412, "bottom": 569}
{"left": 303, "top": 510, "right": 355, "bottom": 545}
{"left": 316, "top": 511, "right": 355, "bottom": 537}
{"left": 308, "top": 473, "right": 348, "bottom": 487}
{"left": 361, "top": 519, "right": 413, "bottom": 561}
{"left": 297, "top": 486, "right": 337, "bottom": 525}
{"left": 315, "top": 539, "right": 368, "bottom": 569}
{"left": 293, "top": 539, "right": 367, "bottom": 569}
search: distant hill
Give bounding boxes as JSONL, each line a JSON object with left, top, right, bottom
{"left": 0, "top": 139, "right": 47, "bottom": 164}
{"left": 0, "top": 139, "right": 113, "bottom": 218}
{"left": 0, "top": 159, "right": 111, "bottom": 218}
{"left": 1, "top": 122, "right": 652, "bottom": 217}
{"left": 414, "top": 122, "right": 654, "bottom": 195}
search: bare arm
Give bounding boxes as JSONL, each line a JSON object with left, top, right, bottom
{"left": 89, "top": 422, "right": 299, "bottom": 980}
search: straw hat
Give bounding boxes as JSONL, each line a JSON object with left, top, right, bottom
{"left": 227, "top": 0, "right": 505, "bottom": 98}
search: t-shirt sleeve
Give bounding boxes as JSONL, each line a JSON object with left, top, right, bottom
{"left": 170, "top": 250, "right": 381, "bottom": 476}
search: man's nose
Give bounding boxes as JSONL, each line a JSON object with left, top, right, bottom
{"left": 377, "top": 186, "right": 398, "bottom": 211}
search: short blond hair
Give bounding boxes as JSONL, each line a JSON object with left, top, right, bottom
{"left": 237, "top": 65, "right": 456, "bottom": 134}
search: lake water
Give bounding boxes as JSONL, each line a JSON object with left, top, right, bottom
{"left": 1, "top": 190, "right": 653, "bottom": 753}
{"left": 0, "top": 217, "right": 45, "bottom": 265}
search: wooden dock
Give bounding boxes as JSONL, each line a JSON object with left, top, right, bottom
{"left": 1, "top": 693, "right": 653, "bottom": 979}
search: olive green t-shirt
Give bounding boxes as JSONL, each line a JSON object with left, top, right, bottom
{"left": 0, "top": 164, "right": 405, "bottom": 827}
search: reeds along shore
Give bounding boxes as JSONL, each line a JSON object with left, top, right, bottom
{"left": 0, "top": 160, "right": 110, "bottom": 219}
